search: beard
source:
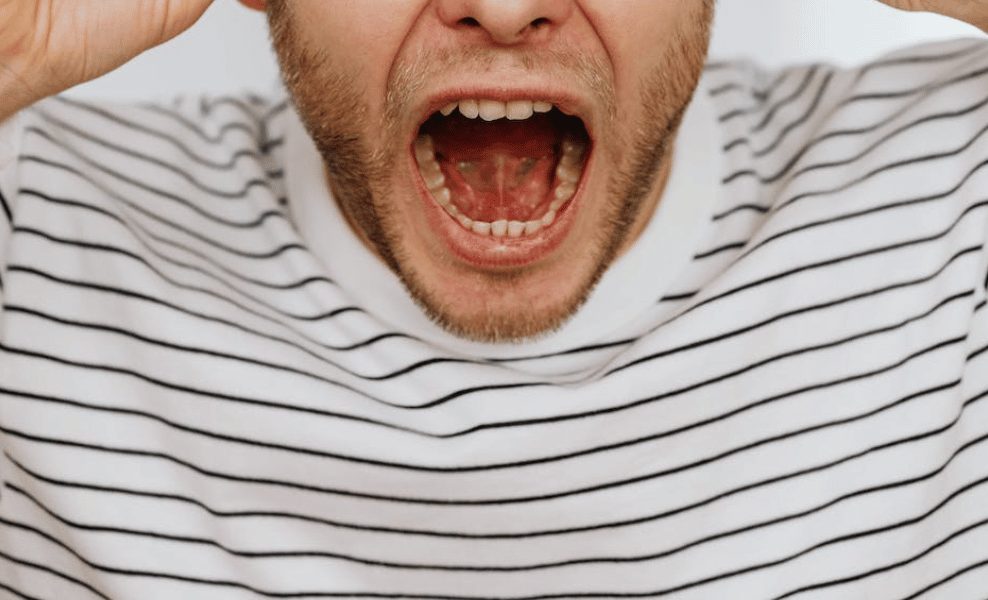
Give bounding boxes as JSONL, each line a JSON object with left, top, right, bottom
{"left": 267, "top": 2, "right": 713, "bottom": 342}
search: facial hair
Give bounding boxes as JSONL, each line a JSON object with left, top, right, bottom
{"left": 267, "top": 1, "right": 714, "bottom": 342}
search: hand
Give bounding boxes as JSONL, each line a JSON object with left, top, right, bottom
{"left": 0, "top": 0, "right": 214, "bottom": 119}
{"left": 876, "top": 0, "right": 988, "bottom": 32}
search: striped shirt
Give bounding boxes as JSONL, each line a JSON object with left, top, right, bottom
{"left": 1, "top": 36, "right": 988, "bottom": 599}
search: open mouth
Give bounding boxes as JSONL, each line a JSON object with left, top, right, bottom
{"left": 411, "top": 98, "right": 592, "bottom": 260}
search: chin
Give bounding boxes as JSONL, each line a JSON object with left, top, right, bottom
{"left": 377, "top": 93, "right": 627, "bottom": 341}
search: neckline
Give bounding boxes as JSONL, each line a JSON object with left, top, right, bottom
{"left": 283, "top": 73, "right": 722, "bottom": 359}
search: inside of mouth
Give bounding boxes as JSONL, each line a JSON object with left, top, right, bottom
{"left": 415, "top": 110, "right": 590, "bottom": 236}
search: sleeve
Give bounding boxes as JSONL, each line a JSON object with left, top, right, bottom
{"left": 0, "top": 111, "right": 22, "bottom": 299}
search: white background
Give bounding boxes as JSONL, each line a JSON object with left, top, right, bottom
{"left": 70, "top": 0, "right": 983, "bottom": 99}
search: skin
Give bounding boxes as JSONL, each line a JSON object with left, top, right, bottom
{"left": 266, "top": 0, "right": 712, "bottom": 341}
{"left": 0, "top": 0, "right": 985, "bottom": 341}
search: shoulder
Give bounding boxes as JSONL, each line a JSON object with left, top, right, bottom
{"left": 11, "top": 89, "right": 292, "bottom": 212}
{"left": 704, "top": 38, "right": 988, "bottom": 205}
{"left": 19, "top": 90, "right": 290, "bottom": 171}
{"left": 699, "top": 38, "right": 988, "bottom": 301}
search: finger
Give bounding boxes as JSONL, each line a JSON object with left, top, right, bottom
{"left": 873, "top": 0, "right": 988, "bottom": 30}
{"left": 150, "top": 0, "right": 217, "bottom": 44}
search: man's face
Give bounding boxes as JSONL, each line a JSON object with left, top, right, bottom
{"left": 268, "top": 0, "right": 714, "bottom": 341}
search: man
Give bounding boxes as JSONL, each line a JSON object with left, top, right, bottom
{"left": 0, "top": 0, "right": 986, "bottom": 597}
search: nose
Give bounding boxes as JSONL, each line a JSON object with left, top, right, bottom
{"left": 436, "top": 0, "right": 574, "bottom": 45}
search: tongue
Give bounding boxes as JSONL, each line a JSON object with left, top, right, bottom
{"left": 427, "top": 114, "right": 562, "bottom": 223}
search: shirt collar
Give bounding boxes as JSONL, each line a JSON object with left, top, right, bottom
{"left": 283, "top": 72, "right": 722, "bottom": 362}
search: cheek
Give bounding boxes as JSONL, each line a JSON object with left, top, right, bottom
{"left": 288, "top": 0, "right": 432, "bottom": 116}
{"left": 579, "top": 1, "right": 705, "bottom": 92}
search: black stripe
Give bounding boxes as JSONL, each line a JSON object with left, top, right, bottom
{"left": 3, "top": 383, "right": 984, "bottom": 549}
{"left": 11, "top": 197, "right": 985, "bottom": 408}
{"left": 717, "top": 67, "right": 821, "bottom": 126}
{"left": 12, "top": 442, "right": 987, "bottom": 579}
{"left": 7, "top": 430, "right": 988, "bottom": 600}
{"left": 0, "top": 580, "right": 44, "bottom": 600}
{"left": 5, "top": 264, "right": 407, "bottom": 355}
{"left": 774, "top": 516, "right": 988, "bottom": 600}
{"left": 0, "top": 185, "right": 12, "bottom": 225}
{"left": 682, "top": 201, "right": 988, "bottom": 335}
{"left": 709, "top": 69, "right": 792, "bottom": 100}
{"left": 138, "top": 103, "right": 261, "bottom": 145}
{"left": 7, "top": 240, "right": 978, "bottom": 432}
{"left": 724, "top": 70, "right": 834, "bottom": 156}
{"left": 0, "top": 337, "right": 972, "bottom": 510}
{"left": 21, "top": 189, "right": 332, "bottom": 290}
{"left": 897, "top": 556, "right": 988, "bottom": 600}
{"left": 853, "top": 41, "right": 988, "bottom": 83}
{"left": 716, "top": 114, "right": 988, "bottom": 222}
{"left": 21, "top": 155, "right": 283, "bottom": 230}
{"left": 260, "top": 137, "right": 285, "bottom": 154}
{"left": 12, "top": 226, "right": 346, "bottom": 320}
{"left": 721, "top": 63, "right": 988, "bottom": 186}
{"left": 52, "top": 95, "right": 272, "bottom": 169}
{"left": 16, "top": 172, "right": 300, "bottom": 258}
{"left": 25, "top": 127, "right": 273, "bottom": 199}
{"left": 3, "top": 377, "right": 981, "bottom": 552}
{"left": 38, "top": 108, "right": 274, "bottom": 177}
{"left": 0, "top": 517, "right": 363, "bottom": 600}
{"left": 0, "top": 548, "right": 109, "bottom": 600}
{"left": 847, "top": 59, "right": 988, "bottom": 104}
{"left": 680, "top": 246, "right": 981, "bottom": 357}
{"left": 716, "top": 58, "right": 988, "bottom": 221}
{"left": 5, "top": 305, "right": 472, "bottom": 386}
{"left": 729, "top": 189, "right": 988, "bottom": 289}
{"left": 780, "top": 115, "right": 988, "bottom": 217}
{"left": 694, "top": 241, "right": 745, "bottom": 260}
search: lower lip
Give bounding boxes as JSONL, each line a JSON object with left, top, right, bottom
{"left": 410, "top": 153, "right": 589, "bottom": 270}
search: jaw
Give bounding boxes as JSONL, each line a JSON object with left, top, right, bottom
{"left": 389, "top": 143, "right": 623, "bottom": 343}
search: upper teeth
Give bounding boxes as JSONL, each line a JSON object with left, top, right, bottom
{"left": 440, "top": 100, "right": 554, "bottom": 122}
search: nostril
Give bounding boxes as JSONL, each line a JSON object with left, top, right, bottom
{"left": 530, "top": 17, "right": 550, "bottom": 29}
{"left": 458, "top": 17, "right": 481, "bottom": 27}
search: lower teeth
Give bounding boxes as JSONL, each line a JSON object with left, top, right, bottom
{"left": 414, "top": 134, "right": 586, "bottom": 238}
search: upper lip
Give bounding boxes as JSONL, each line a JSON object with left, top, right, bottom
{"left": 411, "top": 85, "right": 596, "bottom": 140}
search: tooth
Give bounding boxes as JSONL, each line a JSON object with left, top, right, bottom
{"left": 432, "top": 186, "right": 452, "bottom": 207}
{"left": 419, "top": 159, "right": 443, "bottom": 180}
{"left": 524, "top": 220, "right": 542, "bottom": 235}
{"left": 562, "top": 137, "right": 582, "bottom": 154}
{"left": 507, "top": 221, "right": 526, "bottom": 237}
{"left": 423, "top": 169, "right": 445, "bottom": 191}
{"left": 458, "top": 214, "right": 473, "bottom": 228}
{"left": 506, "top": 101, "right": 534, "bottom": 121}
{"left": 556, "top": 163, "right": 580, "bottom": 184}
{"left": 541, "top": 210, "right": 556, "bottom": 227}
{"left": 562, "top": 138, "right": 586, "bottom": 163}
{"left": 533, "top": 101, "right": 553, "bottom": 113}
{"left": 440, "top": 102, "right": 458, "bottom": 116}
{"left": 414, "top": 135, "right": 435, "bottom": 165}
{"left": 459, "top": 100, "right": 480, "bottom": 119}
{"left": 554, "top": 181, "right": 576, "bottom": 201}
{"left": 479, "top": 100, "right": 507, "bottom": 121}
{"left": 491, "top": 219, "right": 509, "bottom": 237}
{"left": 472, "top": 221, "right": 492, "bottom": 235}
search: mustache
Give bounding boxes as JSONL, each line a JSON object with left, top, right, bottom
{"left": 385, "top": 45, "right": 617, "bottom": 124}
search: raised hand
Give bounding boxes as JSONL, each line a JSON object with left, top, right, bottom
{"left": 0, "top": 0, "right": 214, "bottom": 119}
{"left": 875, "top": 0, "right": 988, "bottom": 32}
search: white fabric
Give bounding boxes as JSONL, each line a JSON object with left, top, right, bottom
{"left": 0, "top": 38, "right": 986, "bottom": 600}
